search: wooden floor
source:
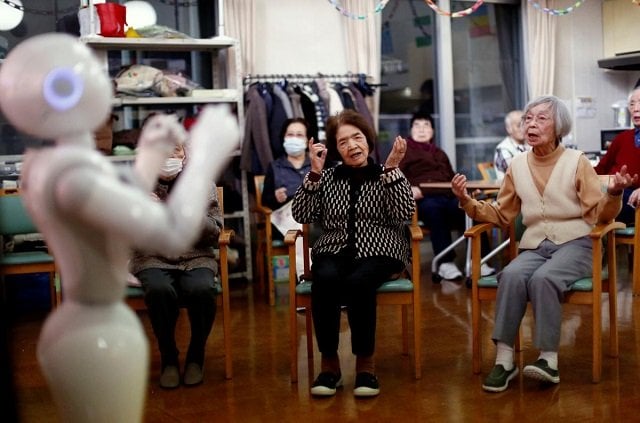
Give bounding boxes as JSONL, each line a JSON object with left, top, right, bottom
{"left": 6, "top": 243, "right": 640, "bottom": 422}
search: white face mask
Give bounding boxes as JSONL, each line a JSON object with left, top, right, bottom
{"left": 283, "top": 137, "right": 307, "bottom": 156}
{"left": 160, "top": 157, "right": 183, "bottom": 179}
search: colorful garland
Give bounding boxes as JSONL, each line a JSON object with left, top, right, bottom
{"left": 527, "top": 0, "right": 585, "bottom": 16}
{"left": 326, "top": 0, "right": 390, "bottom": 20}
{"left": 424, "top": 0, "right": 484, "bottom": 18}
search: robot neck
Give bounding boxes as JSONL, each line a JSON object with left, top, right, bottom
{"left": 58, "top": 133, "right": 95, "bottom": 148}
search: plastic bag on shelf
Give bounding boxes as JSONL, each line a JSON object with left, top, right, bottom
{"left": 114, "top": 64, "right": 162, "bottom": 96}
{"left": 153, "top": 71, "right": 201, "bottom": 97}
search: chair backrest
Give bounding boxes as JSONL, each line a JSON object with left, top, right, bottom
{"left": 217, "top": 186, "right": 224, "bottom": 225}
{"left": 0, "top": 193, "right": 39, "bottom": 236}
{"left": 477, "top": 162, "right": 497, "bottom": 181}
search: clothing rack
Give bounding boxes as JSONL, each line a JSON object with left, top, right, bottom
{"left": 242, "top": 72, "right": 386, "bottom": 87}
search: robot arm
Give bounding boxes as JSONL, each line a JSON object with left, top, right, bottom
{"left": 133, "top": 113, "right": 188, "bottom": 192}
{"left": 54, "top": 106, "right": 239, "bottom": 256}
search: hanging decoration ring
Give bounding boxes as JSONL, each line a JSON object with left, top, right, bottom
{"left": 326, "top": 0, "right": 390, "bottom": 20}
{"left": 424, "top": 0, "right": 484, "bottom": 18}
{"left": 527, "top": 0, "right": 586, "bottom": 16}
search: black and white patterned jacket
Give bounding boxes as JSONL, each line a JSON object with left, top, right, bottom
{"left": 292, "top": 160, "right": 415, "bottom": 266}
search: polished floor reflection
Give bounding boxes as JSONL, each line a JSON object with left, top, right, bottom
{"left": 8, "top": 243, "right": 640, "bottom": 422}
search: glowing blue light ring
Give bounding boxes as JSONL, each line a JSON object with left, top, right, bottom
{"left": 42, "top": 67, "right": 84, "bottom": 112}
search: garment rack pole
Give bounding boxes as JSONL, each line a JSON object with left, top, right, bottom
{"left": 242, "top": 73, "right": 377, "bottom": 85}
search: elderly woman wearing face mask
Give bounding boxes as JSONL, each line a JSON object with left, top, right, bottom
{"left": 262, "top": 118, "right": 313, "bottom": 216}
{"left": 129, "top": 142, "right": 224, "bottom": 390}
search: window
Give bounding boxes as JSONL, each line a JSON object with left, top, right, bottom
{"left": 379, "top": 0, "right": 523, "bottom": 178}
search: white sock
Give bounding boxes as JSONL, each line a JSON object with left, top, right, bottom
{"left": 495, "top": 342, "right": 514, "bottom": 370}
{"left": 539, "top": 351, "right": 558, "bottom": 370}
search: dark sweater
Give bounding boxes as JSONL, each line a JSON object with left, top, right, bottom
{"left": 399, "top": 138, "right": 455, "bottom": 195}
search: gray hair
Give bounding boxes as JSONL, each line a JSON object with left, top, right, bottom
{"left": 523, "top": 95, "right": 572, "bottom": 141}
{"left": 504, "top": 110, "right": 523, "bottom": 129}
{"left": 628, "top": 87, "right": 640, "bottom": 101}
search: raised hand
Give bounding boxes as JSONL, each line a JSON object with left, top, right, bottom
{"left": 451, "top": 173, "right": 472, "bottom": 205}
{"left": 384, "top": 136, "right": 407, "bottom": 168}
{"left": 608, "top": 164, "right": 639, "bottom": 195}
{"left": 308, "top": 138, "right": 326, "bottom": 174}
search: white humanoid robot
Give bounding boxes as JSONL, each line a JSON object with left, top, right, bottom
{"left": 0, "top": 33, "right": 239, "bottom": 422}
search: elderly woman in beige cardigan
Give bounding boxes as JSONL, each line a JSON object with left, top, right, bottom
{"left": 451, "top": 95, "right": 637, "bottom": 393}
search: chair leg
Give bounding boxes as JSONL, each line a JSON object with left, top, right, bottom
{"left": 592, "top": 294, "right": 602, "bottom": 383}
{"left": 290, "top": 301, "right": 299, "bottom": 383}
{"left": 471, "top": 299, "right": 482, "bottom": 374}
{"left": 401, "top": 305, "right": 409, "bottom": 356}
{"left": 305, "top": 310, "right": 314, "bottom": 369}
{"left": 48, "top": 271, "right": 57, "bottom": 309}
{"left": 633, "top": 245, "right": 640, "bottom": 296}
{"left": 413, "top": 301, "right": 422, "bottom": 379}
{"left": 266, "top": 251, "right": 275, "bottom": 306}
{"left": 255, "top": 241, "right": 265, "bottom": 296}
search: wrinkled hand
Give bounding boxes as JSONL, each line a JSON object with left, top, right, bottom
{"left": 629, "top": 188, "right": 640, "bottom": 209}
{"left": 451, "top": 173, "right": 472, "bottom": 205}
{"left": 275, "top": 187, "right": 287, "bottom": 204}
{"left": 608, "top": 164, "right": 638, "bottom": 196}
{"left": 308, "top": 138, "right": 326, "bottom": 174}
{"left": 384, "top": 136, "right": 407, "bottom": 168}
{"left": 411, "top": 186, "right": 423, "bottom": 200}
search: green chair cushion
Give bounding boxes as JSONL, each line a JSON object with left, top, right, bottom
{"left": 295, "top": 278, "right": 413, "bottom": 295}
{"left": 476, "top": 271, "right": 608, "bottom": 292}
{"left": 0, "top": 251, "right": 54, "bottom": 266}
{"left": 615, "top": 227, "right": 635, "bottom": 237}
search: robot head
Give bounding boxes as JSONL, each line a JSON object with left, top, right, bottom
{"left": 0, "top": 33, "right": 112, "bottom": 141}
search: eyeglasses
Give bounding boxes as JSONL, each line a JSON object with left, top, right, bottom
{"left": 523, "top": 114, "right": 551, "bottom": 125}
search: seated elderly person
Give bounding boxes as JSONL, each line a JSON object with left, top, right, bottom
{"left": 130, "top": 143, "right": 223, "bottom": 389}
{"left": 399, "top": 112, "right": 494, "bottom": 280}
{"left": 594, "top": 86, "right": 640, "bottom": 225}
{"left": 452, "top": 95, "right": 636, "bottom": 393}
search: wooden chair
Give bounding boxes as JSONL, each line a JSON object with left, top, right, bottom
{"left": 126, "top": 187, "right": 234, "bottom": 380}
{"left": 477, "top": 162, "right": 497, "bottom": 182}
{"left": 465, "top": 217, "right": 623, "bottom": 383}
{"left": 284, "top": 215, "right": 423, "bottom": 383}
{"left": 476, "top": 162, "right": 499, "bottom": 198}
{"left": 253, "top": 174, "right": 289, "bottom": 306}
{"left": 0, "top": 189, "right": 58, "bottom": 310}
{"left": 614, "top": 206, "right": 640, "bottom": 295}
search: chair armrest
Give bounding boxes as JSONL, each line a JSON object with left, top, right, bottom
{"left": 464, "top": 222, "right": 496, "bottom": 239}
{"left": 284, "top": 229, "right": 302, "bottom": 245}
{"left": 408, "top": 224, "right": 424, "bottom": 241}
{"left": 589, "top": 221, "right": 625, "bottom": 240}
{"left": 219, "top": 228, "right": 234, "bottom": 246}
{"left": 255, "top": 204, "right": 274, "bottom": 216}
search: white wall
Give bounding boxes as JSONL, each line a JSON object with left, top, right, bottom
{"left": 253, "top": 0, "right": 348, "bottom": 74}
{"left": 554, "top": 0, "right": 640, "bottom": 152}
{"left": 251, "top": 1, "right": 640, "bottom": 153}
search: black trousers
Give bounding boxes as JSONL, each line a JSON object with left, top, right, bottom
{"left": 136, "top": 267, "right": 216, "bottom": 368}
{"left": 311, "top": 253, "right": 404, "bottom": 357}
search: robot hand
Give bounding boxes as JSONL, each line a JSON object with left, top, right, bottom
{"left": 187, "top": 105, "right": 240, "bottom": 167}
{"left": 137, "top": 114, "right": 188, "bottom": 155}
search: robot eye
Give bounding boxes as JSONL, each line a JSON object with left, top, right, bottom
{"left": 42, "top": 67, "right": 84, "bottom": 112}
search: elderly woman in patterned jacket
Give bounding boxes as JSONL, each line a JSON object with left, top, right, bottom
{"left": 292, "top": 109, "right": 414, "bottom": 398}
